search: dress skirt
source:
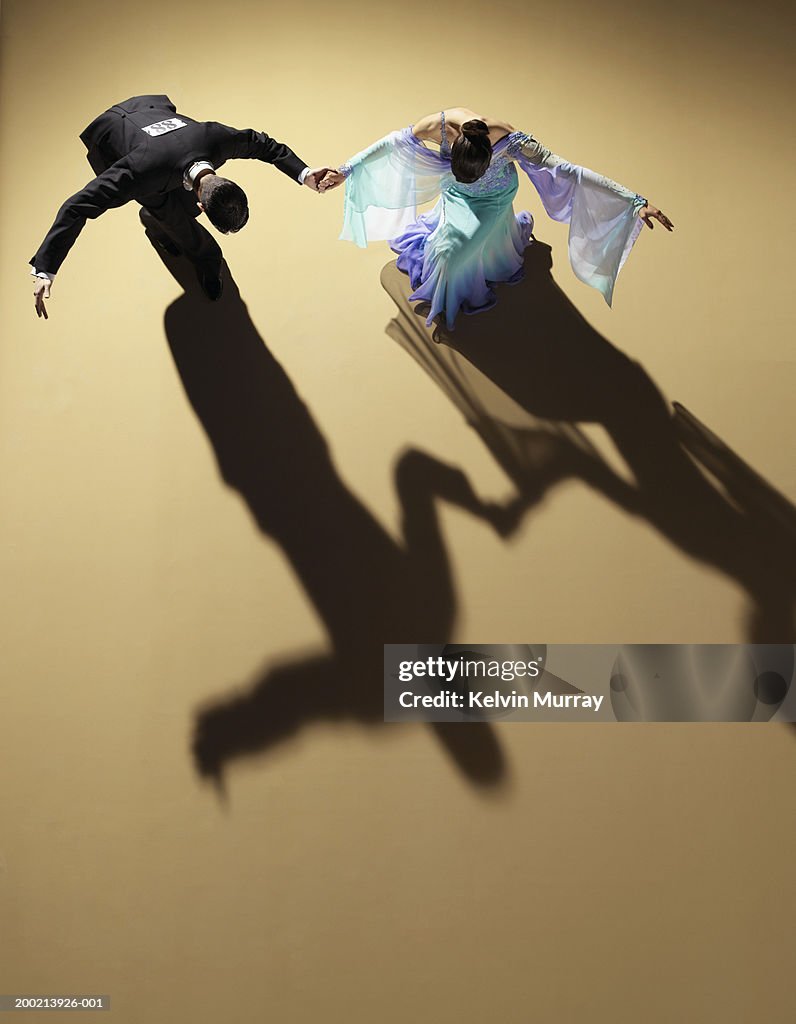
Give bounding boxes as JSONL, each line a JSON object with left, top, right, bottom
{"left": 389, "top": 175, "right": 534, "bottom": 329}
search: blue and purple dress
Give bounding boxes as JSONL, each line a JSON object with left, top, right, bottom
{"left": 339, "top": 114, "right": 647, "bottom": 329}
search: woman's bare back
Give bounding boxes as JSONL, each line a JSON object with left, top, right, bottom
{"left": 413, "top": 108, "right": 514, "bottom": 148}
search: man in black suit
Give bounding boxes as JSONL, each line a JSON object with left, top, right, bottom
{"left": 30, "top": 94, "right": 335, "bottom": 316}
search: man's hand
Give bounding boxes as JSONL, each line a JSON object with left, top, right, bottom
{"left": 317, "top": 170, "right": 346, "bottom": 194}
{"left": 302, "top": 167, "right": 338, "bottom": 192}
{"left": 33, "top": 277, "right": 51, "bottom": 319}
{"left": 639, "top": 204, "right": 674, "bottom": 232}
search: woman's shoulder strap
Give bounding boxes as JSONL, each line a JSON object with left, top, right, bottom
{"left": 440, "top": 110, "right": 451, "bottom": 155}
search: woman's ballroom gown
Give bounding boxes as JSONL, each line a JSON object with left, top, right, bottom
{"left": 339, "top": 112, "right": 648, "bottom": 328}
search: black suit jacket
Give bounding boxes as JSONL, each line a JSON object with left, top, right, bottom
{"left": 31, "top": 95, "right": 309, "bottom": 275}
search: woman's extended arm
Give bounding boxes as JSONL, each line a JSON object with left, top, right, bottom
{"left": 517, "top": 135, "right": 673, "bottom": 231}
{"left": 319, "top": 113, "right": 446, "bottom": 192}
{"left": 325, "top": 127, "right": 450, "bottom": 247}
{"left": 511, "top": 131, "right": 672, "bottom": 304}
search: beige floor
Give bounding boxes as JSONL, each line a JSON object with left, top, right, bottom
{"left": 1, "top": 1, "right": 795, "bottom": 1021}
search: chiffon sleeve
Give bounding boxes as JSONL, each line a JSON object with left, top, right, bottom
{"left": 510, "top": 132, "right": 647, "bottom": 306}
{"left": 339, "top": 127, "right": 451, "bottom": 248}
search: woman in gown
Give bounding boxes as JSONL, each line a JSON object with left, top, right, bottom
{"left": 321, "top": 108, "right": 673, "bottom": 329}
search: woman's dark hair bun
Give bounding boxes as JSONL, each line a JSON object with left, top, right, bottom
{"left": 461, "top": 119, "right": 490, "bottom": 140}
{"left": 450, "top": 118, "right": 493, "bottom": 183}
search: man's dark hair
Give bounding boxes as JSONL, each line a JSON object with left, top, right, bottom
{"left": 200, "top": 177, "right": 250, "bottom": 233}
{"left": 450, "top": 119, "right": 492, "bottom": 184}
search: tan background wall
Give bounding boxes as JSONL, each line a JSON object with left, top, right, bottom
{"left": 1, "top": 0, "right": 794, "bottom": 1021}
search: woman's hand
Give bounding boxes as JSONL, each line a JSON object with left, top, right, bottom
{"left": 318, "top": 170, "right": 346, "bottom": 193}
{"left": 302, "top": 167, "right": 337, "bottom": 192}
{"left": 639, "top": 204, "right": 674, "bottom": 231}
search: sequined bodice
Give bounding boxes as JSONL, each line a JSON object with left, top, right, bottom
{"left": 448, "top": 153, "right": 518, "bottom": 196}
{"left": 440, "top": 113, "right": 526, "bottom": 197}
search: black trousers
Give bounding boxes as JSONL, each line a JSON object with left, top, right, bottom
{"left": 85, "top": 141, "right": 222, "bottom": 269}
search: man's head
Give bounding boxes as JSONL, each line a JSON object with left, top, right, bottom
{"left": 450, "top": 119, "right": 493, "bottom": 184}
{"left": 196, "top": 174, "right": 250, "bottom": 233}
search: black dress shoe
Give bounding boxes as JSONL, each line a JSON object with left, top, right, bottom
{"left": 197, "top": 263, "right": 224, "bottom": 301}
{"left": 139, "top": 209, "right": 182, "bottom": 256}
{"left": 151, "top": 234, "right": 182, "bottom": 258}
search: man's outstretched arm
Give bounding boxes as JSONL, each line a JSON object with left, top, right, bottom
{"left": 214, "top": 124, "right": 334, "bottom": 192}
{"left": 29, "top": 158, "right": 139, "bottom": 319}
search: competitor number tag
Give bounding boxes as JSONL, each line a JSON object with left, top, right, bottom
{"left": 141, "top": 118, "right": 188, "bottom": 137}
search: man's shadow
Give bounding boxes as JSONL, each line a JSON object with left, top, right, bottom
{"left": 156, "top": 254, "right": 531, "bottom": 791}
{"left": 382, "top": 242, "right": 796, "bottom": 642}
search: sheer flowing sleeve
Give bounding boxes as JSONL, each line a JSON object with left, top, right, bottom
{"left": 339, "top": 127, "right": 452, "bottom": 248}
{"left": 509, "top": 132, "right": 647, "bottom": 306}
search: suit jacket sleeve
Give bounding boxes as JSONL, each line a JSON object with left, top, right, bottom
{"left": 214, "top": 124, "right": 308, "bottom": 182}
{"left": 30, "top": 158, "right": 141, "bottom": 276}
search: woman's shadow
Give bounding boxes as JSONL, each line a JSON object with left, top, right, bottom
{"left": 382, "top": 241, "right": 796, "bottom": 642}
{"left": 155, "top": 253, "right": 537, "bottom": 792}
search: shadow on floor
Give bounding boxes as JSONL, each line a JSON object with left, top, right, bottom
{"left": 382, "top": 241, "right": 796, "bottom": 643}
{"left": 156, "top": 253, "right": 524, "bottom": 792}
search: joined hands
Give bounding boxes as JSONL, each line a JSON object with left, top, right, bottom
{"left": 318, "top": 170, "right": 346, "bottom": 193}
{"left": 303, "top": 167, "right": 345, "bottom": 193}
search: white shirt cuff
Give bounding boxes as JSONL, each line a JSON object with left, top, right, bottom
{"left": 30, "top": 268, "right": 55, "bottom": 281}
{"left": 183, "top": 160, "right": 216, "bottom": 191}
{"left": 298, "top": 167, "right": 310, "bottom": 184}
